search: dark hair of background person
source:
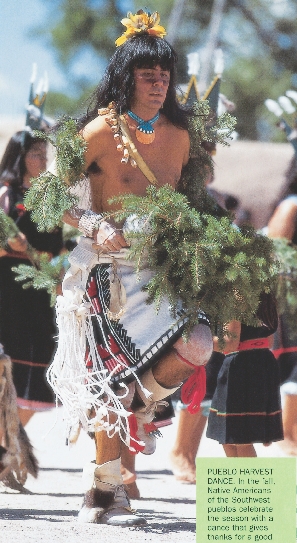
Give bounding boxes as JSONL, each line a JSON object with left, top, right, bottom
{"left": 0, "top": 130, "right": 46, "bottom": 188}
{"left": 285, "top": 156, "right": 297, "bottom": 196}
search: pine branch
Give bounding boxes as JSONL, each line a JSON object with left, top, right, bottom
{"left": 112, "top": 185, "right": 278, "bottom": 339}
{"left": 12, "top": 253, "right": 68, "bottom": 307}
{"left": 0, "top": 208, "right": 67, "bottom": 305}
{"left": 24, "top": 118, "right": 86, "bottom": 231}
{"left": 0, "top": 209, "right": 20, "bottom": 246}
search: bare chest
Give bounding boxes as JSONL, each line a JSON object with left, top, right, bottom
{"left": 90, "top": 127, "right": 187, "bottom": 212}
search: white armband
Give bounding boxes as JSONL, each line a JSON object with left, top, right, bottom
{"left": 78, "top": 210, "right": 103, "bottom": 238}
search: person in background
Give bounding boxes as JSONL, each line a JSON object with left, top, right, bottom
{"left": 0, "top": 129, "right": 63, "bottom": 426}
{"left": 267, "top": 156, "right": 297, "bottom": 455}
{"left": 206, "top": 292, "right": 283, "bottom": 456}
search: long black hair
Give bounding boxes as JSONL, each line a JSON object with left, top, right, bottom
{"left": 78, "top": 34, "right": 190, "bottom": 130}
{"left": 0, "top": 130, "right": 46, "bottom": 188}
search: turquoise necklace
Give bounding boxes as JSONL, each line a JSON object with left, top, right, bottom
{"left": 127, "top": 110, "right": 159, "bottom": 144}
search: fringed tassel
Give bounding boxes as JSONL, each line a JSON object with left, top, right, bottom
{"left": 47, "top": 285, "right": 138, "bottom": 448}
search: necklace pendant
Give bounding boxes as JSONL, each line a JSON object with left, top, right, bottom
{"left": 135, "top": 128, "right": 155, "bottom": 144}
{"left": 127, "top": 110, "right": 159, "bottom": 145}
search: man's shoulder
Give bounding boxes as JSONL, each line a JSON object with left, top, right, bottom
{"left": 81, "top": 115, "right": 110, "bottom": 141}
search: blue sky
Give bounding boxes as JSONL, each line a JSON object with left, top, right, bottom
{"left": 0, "top": 0, "right": 69, "bottom": 117}
{"left": 0, "top": 0, "right": 111, "bottom": 119}
{"left": 0, "top": 0, "right": 139, "bottom": 120}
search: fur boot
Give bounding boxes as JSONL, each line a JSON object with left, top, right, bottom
{"left": 78, "top": 458, "right": 146, "bottom": 525}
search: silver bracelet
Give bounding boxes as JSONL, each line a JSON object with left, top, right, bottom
{"left": 78, "top": 210, "right": 102, "bottom": 238}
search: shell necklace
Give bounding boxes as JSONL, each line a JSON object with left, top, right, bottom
{"left": 127, "top": 110, "right": 159, "bottom": 144}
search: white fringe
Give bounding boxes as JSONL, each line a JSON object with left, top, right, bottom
{"left": 47, "top": 243, "right": 141, "bottom": 448}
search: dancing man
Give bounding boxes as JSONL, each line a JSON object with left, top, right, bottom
{"left": 30, "top": 11, "right": 215, "bottom": 526}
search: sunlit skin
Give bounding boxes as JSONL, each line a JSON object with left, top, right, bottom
{"left": 63, "top": 65, "right": 190, "bottom": 252}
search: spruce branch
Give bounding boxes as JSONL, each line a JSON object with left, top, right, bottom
{"left": 0, "top": 209, "right": 39, "bottom": 265}
{"left": 0, "top": 209, "right": 68, "bottom": 305}
{"left": 111, "top": 185, "right": 278, "bottom": 339}
{"left": 12, "top": 253, "right": 68, "bottom": 307}
{"left": 0, "top": 208, "right": 20, "bottom": 245}
{"left": 24, "top": 118, "right": 86, "bottom": 232}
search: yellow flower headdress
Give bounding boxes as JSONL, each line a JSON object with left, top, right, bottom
{"left": 115, "top": 10, "right": 166, "bottom": 47}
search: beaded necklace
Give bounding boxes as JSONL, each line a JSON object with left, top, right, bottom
{"left": 127, "top": 110, "right": 159, "bottom": 144}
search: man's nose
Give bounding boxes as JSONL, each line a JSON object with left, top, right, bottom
{"left": 152, "top": 75, "right": 164, "bottom": 85}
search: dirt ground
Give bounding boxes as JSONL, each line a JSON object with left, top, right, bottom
{"left": 0, "top": 407, "right": 287, "bottom": 543}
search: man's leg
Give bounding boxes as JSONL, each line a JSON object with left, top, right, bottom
{"left": 78, "top": 417, "right": 145, "bottom": 526}
{"left": 170, "top": 407, "right": 207, "bottom": 483}
{"left": 133, "top": 323, "right": 213, "bottom": 454}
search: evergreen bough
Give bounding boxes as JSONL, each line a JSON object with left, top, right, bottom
{"left": 22, "top": 99, "right": 280, "bottom": 338}
{"left": 12, "top": 254, "right": 68, "bottom": 307}
{"left": 112, "top": 185, "right": 278, "bottom": 337}
{"left": 24, "top": 118, "right": 86, "bottom": 231}
{"left": 0, "top": 209, "right": 68, "bottom": 305}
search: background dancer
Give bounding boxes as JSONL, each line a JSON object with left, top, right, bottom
{"left": 206, "top": 292, "right": 283, "bottom": 456}
{"left": 0, "top": 128, "right": 63, "bottom": 426}
{"left": 267, "top": 156, "right": 297, "bottom": 454}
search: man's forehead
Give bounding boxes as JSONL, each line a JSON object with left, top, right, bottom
{"left": 134, "top": 64, "right": 170, "bottom": 71}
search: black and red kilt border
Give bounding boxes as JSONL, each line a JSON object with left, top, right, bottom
{"left": 85, "top": 263, "right": 210, "bottom": 388}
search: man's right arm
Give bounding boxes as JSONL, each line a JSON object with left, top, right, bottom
{"left": 62, "top": 118, "right": 128, "bottom": 252}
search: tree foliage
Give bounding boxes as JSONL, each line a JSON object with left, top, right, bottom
{"left": 36, "top": 0, "right": 297, "bottom": 141}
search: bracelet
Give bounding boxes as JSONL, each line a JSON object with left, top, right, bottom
{"left": 78, "top": 210, "right": 102, "bottom": 238}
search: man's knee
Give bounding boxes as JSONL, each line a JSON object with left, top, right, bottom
{"left": 173, "top": 323, "right": 213, "bottom": 367}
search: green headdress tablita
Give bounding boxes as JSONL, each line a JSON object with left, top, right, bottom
{"left": 21, "top": 64, "right": 52, "bottom": 147}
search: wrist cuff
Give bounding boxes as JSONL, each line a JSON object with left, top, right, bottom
{"left": 78, "top": 210, "right": 102, "bottom": 238}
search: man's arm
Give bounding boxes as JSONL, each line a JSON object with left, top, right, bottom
{"left": 62, "top": 117, "right": 128, "bottom": 252}
{"left": 267, "top": 199, "right": 297, "bottom": 240}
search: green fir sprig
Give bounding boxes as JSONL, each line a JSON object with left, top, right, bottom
{"left": 0, "top": 209, "right": 38, "bottom": 264}
{"left": 188, "top": 101, "right": 236, "bottom": 155}
{"left": 112, "top": 185, "right": 278, "bottom": 338}
{"left": 0, "top": 209, "right": 68, "bottom": 305}
{"left": 12, "top": 253, "right": 69, "bottom": 307}
{"left": 24, "top": 118, "right": 87, "bottom": 231}
{"left": 0, "top": 208, "right": 20, "bottom": 245}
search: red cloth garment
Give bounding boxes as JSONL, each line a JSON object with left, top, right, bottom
{"left": 181, "top": 366, "right": 206, "bottom": 414}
